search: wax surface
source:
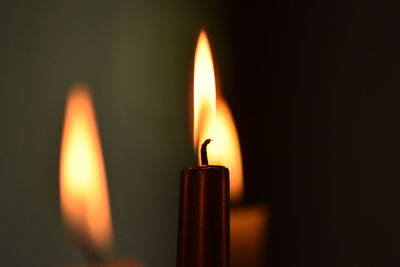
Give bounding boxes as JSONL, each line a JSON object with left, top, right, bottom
{"left": 177, "top": 166, "right": 230, "bottom": 267}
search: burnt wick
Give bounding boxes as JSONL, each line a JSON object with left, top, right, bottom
{"left": 201, "top": 139, "right": 212, "bottom": 166}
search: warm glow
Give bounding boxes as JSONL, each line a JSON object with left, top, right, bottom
{"left": 60, "top": 86, "right": 112, "bottom": 253}
{"left": 193, "top": 30, "right": 217, "bottom": 152}
{"left": 209, "top": 100, "right": 243, "bottom": 202}
{"left": 192, "top": 31, "right": 243, "bottom": 202}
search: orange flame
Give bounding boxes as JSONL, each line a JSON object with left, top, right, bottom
{"left": 193, "top": 31, "right": 243, "bottom": 202}
{"left": 60, "top": 86, "right": 113, "bottom": 253}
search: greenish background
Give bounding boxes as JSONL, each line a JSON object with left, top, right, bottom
{"left": 0, "top": 1, "right": 232, "bottom": 266}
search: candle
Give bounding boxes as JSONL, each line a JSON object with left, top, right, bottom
{"left": 230, "top": 204, "right": 269, "bottom": 267}
{"left": 177, "top": 140, "right": 230, "bottom": 267}
{"left": 183, "top": 30, "right": 270, "bottom": 266}
{"left": 176, "top": 31, "right": 230, "bottom": 267}
{"left": 60, "top": 86, "right": 140, "bottom": 266}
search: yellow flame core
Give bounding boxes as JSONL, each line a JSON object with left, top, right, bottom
{"left": 193, "top": 30, "right": 217, "bottom": 151}
{"left": 60, "top": 86, "right": 112, "bottom": 252}
{"left": 193, "top": 31, "right": 243, "bottom": 202}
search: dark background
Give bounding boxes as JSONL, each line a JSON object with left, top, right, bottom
{"left": 1, "top": 0, "right": 399, "bottom": 266}
{"left": 225, "top": 1, "right": 400, "bottom": 267}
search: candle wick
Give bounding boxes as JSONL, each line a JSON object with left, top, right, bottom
{"left": 201, "top": 139, "right": 212, "bottom": 166}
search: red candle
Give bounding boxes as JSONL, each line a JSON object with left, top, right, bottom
{"left": 177, "top": 140, "right": 230, "bottom": 267}
{"left": 185, "top": 30, "right": 271, "bottom": 267}
{"left": 177, "top": 31, "right": 231, "bottom": 267}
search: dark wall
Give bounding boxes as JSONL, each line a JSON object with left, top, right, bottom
{"left": 226, "top": 1, "right": 400, "bottom": 267}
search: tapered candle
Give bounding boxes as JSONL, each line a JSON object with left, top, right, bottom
{"left": 182, "top": 30, "right": 270, "bottom": 267}
{"left": 177, "top": 140, "right": 230, "bottom": 267}
{"left": 177, "top": 31, "right": 231, "bottom": 267}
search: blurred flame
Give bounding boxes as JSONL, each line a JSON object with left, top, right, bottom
{"left": 193, "top": 31, "right": 244, "bottom": 202}
{"left": 60, "top": 86, "right": 113, "bottom": 253}
{"left": 209, "top": 100, "right": 243, "bottom": 202}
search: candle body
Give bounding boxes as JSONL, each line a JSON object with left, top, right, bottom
{"left": 231, "top": 204, "right": 269, "bottom": 267}
{"left": 177, "top": 166, "right": 230, "bottom": 267}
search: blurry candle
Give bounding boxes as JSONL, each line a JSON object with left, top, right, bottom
{"left": 60, "top": 86, "right": 141, "bottom": 267}
{"left": 177, "top": 31, "right": 230, "bottom": 267}
{"left": 213, "top": 99, "right": 270, "bottom": 267}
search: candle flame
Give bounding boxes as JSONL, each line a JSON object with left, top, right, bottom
{"left": 60, "top": 86, "right": 113, "bottom": 253}
{"left": 193, "top": 31, "right": 243, "bottom": 202}
{"left": 193, "top": 30, "right": 217, "bottom": 152}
